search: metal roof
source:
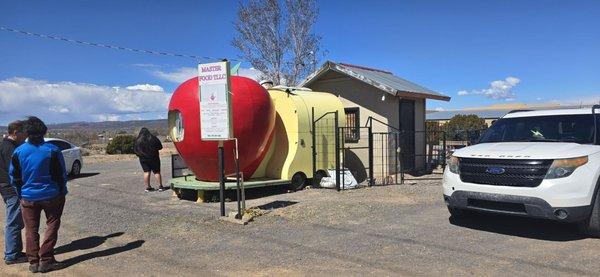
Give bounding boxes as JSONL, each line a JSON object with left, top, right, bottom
{"left": 300, "top": 61, "right": 451, "bottom": 101}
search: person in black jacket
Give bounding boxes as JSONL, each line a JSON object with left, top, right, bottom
{"left": 134, "top": 128, "right": 166, "bottom": 192}
{"left": 0, "top": 120, "right": 27, "bottom": 265}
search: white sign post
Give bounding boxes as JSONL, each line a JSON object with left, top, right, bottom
{"left": 199, "top": 61, "right": 232, "bottom": 141}
{"left": 198, "top": 61, "right": 232, "bottom": 217}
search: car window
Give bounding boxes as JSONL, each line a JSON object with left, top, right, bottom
{"left": 480, "top": 114, "right": 598, "bottom": 144}
{"left": 48, "top": 140, "right": 72, "bottom": 151}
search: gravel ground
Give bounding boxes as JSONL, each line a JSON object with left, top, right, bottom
{"left": 1, "top": 157, "right": 600, "bottom": 276}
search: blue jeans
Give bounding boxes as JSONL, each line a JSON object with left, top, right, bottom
{"left": 2, "top": 192, "right": 24, "bottom": 261}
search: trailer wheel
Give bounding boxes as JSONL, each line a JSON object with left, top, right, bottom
{"left": 288, "top": 172, "right": 308, "bottom": 191}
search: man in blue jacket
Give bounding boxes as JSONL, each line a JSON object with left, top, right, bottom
{"left": 10, "top": 117, "right": 68, "bottom": 273}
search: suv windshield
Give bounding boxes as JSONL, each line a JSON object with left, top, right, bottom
{"left": 479, "top": 114, "right": 599, "bottom": 144}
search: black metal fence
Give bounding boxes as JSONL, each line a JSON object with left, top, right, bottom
{"left": 371, "top": 131, "right": 401, "bottom": 185}
{"left": 397, "top": 130, "right": 447, "bottom": 174}
{"left": 337, "top": 118, "right": 404, "bottom": 187}
{"left": 311, "top": 108, "right": 340, "bottom": 190}
{"left": 311, "top": 115, "right": 489, "bottom": 189}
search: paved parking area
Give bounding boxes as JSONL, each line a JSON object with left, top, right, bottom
{"left": 1, "top": 157, "right": 600, "bottom": 276}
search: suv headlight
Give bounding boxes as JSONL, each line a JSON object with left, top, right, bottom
{"left": 448, "top": 156, "right": 460, "bottom": 174}
{"left": 544, "top": 156, "right": 588, "bottom": 179}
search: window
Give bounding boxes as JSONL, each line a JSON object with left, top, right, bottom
{"left": 48, "top": 140, "right": 72, "bottom": 151}
{"left": 344, "top": 107, "right": 360, "bottom": 143}
{"left": 479, "top": 114, "right": 599, "bottom": 144}
{"left": 168, "top": 110, "right": 184, "bottom": 142}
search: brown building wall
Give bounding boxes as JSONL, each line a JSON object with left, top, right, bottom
{"left": 308, "top": 76, "right": 427, "bottom": 180}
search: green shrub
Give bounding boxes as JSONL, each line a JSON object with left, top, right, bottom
{"left": 106, "top": 135, "right": 136, "bottom": 155}
{"left": 444, "top": 114, "right": 487, "bottom": 142}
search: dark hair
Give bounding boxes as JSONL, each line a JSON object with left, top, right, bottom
{"left": 24, "top": 116, "right": 47, "bottom": 144}
{"left": 134, "top": 127, "right": 154, "bottom": 157}
{"left": 7, "top": 120, "right": 24, "bottom": 135}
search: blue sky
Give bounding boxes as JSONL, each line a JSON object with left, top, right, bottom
{"left": 0, "top": 0, "right": 599, "bottom": 124}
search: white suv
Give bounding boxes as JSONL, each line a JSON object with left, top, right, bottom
{"left": 443, "top": 106, "right": 600, "bottom": 236}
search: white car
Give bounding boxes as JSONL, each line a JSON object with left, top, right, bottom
{"left": 443, "top": 106, "right": 600, "bottom": 236}
{"left": 45, "top": 138, "right": 83, "bottom": 176}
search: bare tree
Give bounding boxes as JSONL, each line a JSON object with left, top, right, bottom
{"left": 232, "top": 0, "right": 321, "bottom": 86}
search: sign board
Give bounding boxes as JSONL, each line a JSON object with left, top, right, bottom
{"left": 198, "top": 61, "right": 233, "bottom": 140}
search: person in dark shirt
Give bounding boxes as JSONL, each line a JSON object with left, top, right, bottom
{"left": 134, "top": 128, "right": 166, "bottom": 192}
{"left": 10, "top": 117, "right": 68, "bottom": 273}
{"left": 0, "top": 120, "right": 27, "bottom": 265}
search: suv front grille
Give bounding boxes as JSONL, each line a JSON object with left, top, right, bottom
{"left": 459, "top": 158, "right": 553, "bottom": 187}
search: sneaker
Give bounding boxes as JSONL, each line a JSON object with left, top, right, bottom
{"left": 145, "top": 187, "right": 155, "bottom": 192}
{"left": 29, "top": 263, "right": 39, "bottom": 273}
{"left": 158, "top": 186, "right": 168, "bottom": 192}
{"left": 4, "top": 255, "right": 28, "bottom": 265}
{"left": 38, "top": 261, "right": 65, "bottom": 273}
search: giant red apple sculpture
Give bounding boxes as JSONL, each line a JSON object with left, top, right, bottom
{"left": 169, "top": 76, "right": 275, "bottom": 181}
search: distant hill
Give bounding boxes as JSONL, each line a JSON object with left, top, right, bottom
{"left": 2, "top": 119, "right": 167, "bottom": 132}
{"left": 47, "top": 119, "right": 168, "bottom": 132}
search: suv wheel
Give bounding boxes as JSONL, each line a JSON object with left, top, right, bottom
{"left": 578, "top": 190, "right": 600, "bottom": 237}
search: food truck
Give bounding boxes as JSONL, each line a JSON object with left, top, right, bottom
{"left": 167, "top": 76, "right": 345, "bottom": 202}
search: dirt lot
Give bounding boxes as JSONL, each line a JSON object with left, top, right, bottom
{"left": 2, "top": 157, "right": 600, "bottom": 276}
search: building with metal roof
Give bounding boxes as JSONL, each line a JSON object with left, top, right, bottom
{"left": 301, "top": 61, "right": 450, "bottom": 174}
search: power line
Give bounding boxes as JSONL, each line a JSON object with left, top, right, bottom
{"left": 0, "top": 25, "right": 243, "bottom": 62}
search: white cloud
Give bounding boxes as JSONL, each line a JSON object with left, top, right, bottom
{"left": 126, "top": 84, "right": 164, "bottom": 92}
{"left": 477, "top": 77, "right": 520, "bottom": 100}
{"left": 460, "top": 77, "right": 520, "bottom": 100}
{"left": 237, "top": 67, "right": 261, "bottom": 80}
{"left": 97, "top": 114, "right": 121, "bottom": 121}
{"left": 0, "top": 77, "right": 169, "bottom": 124}
{"left": 131, "top": 63, "right": 157, "bottom": 68}
{"left": 434, "top": 107, "right": 445, "bottom": 111}
{"left": 48, "top": 106, "right": 70, "bottom": 113}
{"left": 152, "top": 67, "right": 197, "bottom": 83}
{"left": 152, "top": 66, "right": 262, "bottom": 84}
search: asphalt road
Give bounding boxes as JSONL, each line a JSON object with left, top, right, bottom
{"left": 2, "top": 157, "right": 600, "bottom": 276}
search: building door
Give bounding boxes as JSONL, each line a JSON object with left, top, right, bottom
{"left": 399, "top": 99, "right": 415, "bottom": 171}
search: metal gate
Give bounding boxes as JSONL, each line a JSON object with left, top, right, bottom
{"left": 397, "top": 130, "right": 447, "bottom": 174}
{"left": 337, "top": 117, "right": 404, "bottom": 187}
{"left": 370, "top": 131, "right": 401, "bottom": 185}
{"left": 339, "top": 126, "right": 375, "bottom": 186}
{"left": 311, "top": 108, "right": 340, "bottom": 190}
{"left": 312, "top": 115, "right": 449, "bottom": 190}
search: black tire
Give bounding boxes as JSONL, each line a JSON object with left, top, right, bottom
{"left": 70, "top": 160, "right": 81, "bottom": 176}
{"left": 288, "top": 172, "right": 308, "bottom": 191}
{"left": 448, "top": 206, "right": 471, "bottom": 219}
{"left": 577, "top": 183, "right": 600, "bottom": 237}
